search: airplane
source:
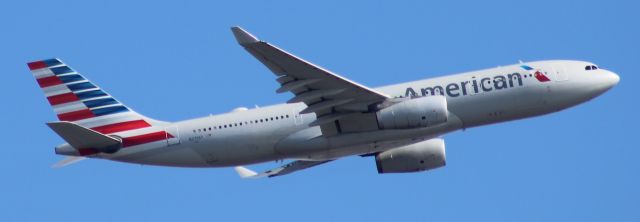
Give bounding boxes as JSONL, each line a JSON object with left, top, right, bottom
{"left": 27, "top": 27, "right": 620, "bottom": 178}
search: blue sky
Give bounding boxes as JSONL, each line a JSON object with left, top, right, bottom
{"left": 1, "top": 0, "right": 638, "bottom": 221}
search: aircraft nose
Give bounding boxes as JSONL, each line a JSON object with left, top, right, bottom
{"left": 589, "top": 69, "right": 620, "bottom": 97}
{"left": 606, "top": 70, "right": 620, "bottom": 87}
{"left": 599, "top": 70, "right": 620, "bottom": 91}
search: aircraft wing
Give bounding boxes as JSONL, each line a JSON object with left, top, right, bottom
{"left": 234, "top": 160, "right": 333, "bottom": 179}
{"left": 231, "top": 27, "right": 390, "bottom": 136}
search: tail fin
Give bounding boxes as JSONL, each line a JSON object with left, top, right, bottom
{"left": 27, "top": 58, "right": 165, "bottom": 134}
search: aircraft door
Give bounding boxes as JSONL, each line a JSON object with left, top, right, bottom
{"left": 554, "top": 64, "right": 569, "bottom": 81}
{"left": 294, "top": 113, "right": 303, "bottom": 125}
{"left": 165, "top": 126, "right": 181, "bottom": 146}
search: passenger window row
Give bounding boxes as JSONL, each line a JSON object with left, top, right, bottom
{"left": 193, "top": 114, "right": 291, "bottom": 133}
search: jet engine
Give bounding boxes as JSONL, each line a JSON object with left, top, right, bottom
{"left": 376, "top": 96, "right": 448, "bottom": 129}
{"left": 375, "top": 138, "right": 446, "bottom": 174}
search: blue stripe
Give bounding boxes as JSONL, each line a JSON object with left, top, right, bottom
{"left": 76, "top": 89, "right": 108, "bottom": 100}
{"left": 43, "top": 58, "right": 62, "bottom": 67}
{"left": 91, "top": 105, "right": 129, "bottom": 116}
{"left": 58, "top": 74, "right": 85, "bottom": 83}
{"left": 520, "top": 65, "right": 533, "bottom": 71}
{"left": 83, "top": 98, "right": 118, "bottom": 108}
{"left": 67, "top": 82, "right": 96, "bottom": 91}
{"left": 51, "top": 66, "right": 74, "bottom": 75}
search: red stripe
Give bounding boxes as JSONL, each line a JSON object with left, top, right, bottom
{"left": 57, "top": 109, "right": 95, "bottom": 121}
{"left": 37, "top": 76, "right": 64, "bottom": 88}
{"left": 122, "top": 131, "right": 169, "bottom": 147}
{"left": 92, "top": 120, "right": 152, "bottom": 134}
{"left": 77, "top": 131, "right": 171, "bottom": 155}
{"left": 47, "top": 92, "right": 79, "bottom": 105}
{"left": 27, "top": 61, "right": 47, "bottom": 70}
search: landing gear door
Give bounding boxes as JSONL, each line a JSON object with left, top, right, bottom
{"left": 165, "top": 126, "right": 180, "bottom": 146}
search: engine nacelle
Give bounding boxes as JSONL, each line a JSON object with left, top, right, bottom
{"left": 376, "top": 96, "right": 448, "bottom": 129}
{"left": 375, "top": 138, "right": 446, "bottom": 174}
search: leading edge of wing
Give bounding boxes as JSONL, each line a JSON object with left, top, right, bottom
{"left": 229, "top": 26, "right": 390, "bottom": 100}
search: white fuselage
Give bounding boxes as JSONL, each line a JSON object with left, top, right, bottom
{"left": 96, "top": 60, "right": 619, "bottom": 167}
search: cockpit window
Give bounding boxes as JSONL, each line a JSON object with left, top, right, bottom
{"left": 585, "top": 65, "right": 599, "bottom": 71}
{"left": 592, "top": 65, "right": 598, "bottom": 70}
{"left": 585, "top": 65, "right": 591, "bottom": 70}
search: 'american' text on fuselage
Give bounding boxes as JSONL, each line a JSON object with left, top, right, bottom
{"left": 405, "top": 72, "right": 524, "bottom": 98}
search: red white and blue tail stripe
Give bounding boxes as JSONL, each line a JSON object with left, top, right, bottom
{"left": 28, "top": 58, "right": 167, "bottom": 139}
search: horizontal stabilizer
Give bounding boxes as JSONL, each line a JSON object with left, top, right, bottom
{"left": 52, "top": 156, "right": 86, "bottom": 168}
{"left": 47, "top": 121, "right": 121, "bottom": 150}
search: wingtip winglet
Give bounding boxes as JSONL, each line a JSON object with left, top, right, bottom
{"left": 234, "top": 166, "right": 258, "bottom": 178}
{"left": 231, "top": 26, "right": 259, "bottom": 45}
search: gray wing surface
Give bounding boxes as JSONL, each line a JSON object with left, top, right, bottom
{"left": 234, "top": 160, "right": 333, "bottom": 178}
{"left": 231, "top": 27, "right": 390, "bottom": 136}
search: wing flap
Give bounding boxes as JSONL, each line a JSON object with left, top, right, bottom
{"left": 276, "top": 79, "right": 321, "bottom": 93}
{"left": 287, "top": 89, "right": 345, "bottom": 103}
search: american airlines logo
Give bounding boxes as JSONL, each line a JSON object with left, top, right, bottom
{"left": 404, "top": 72, "right": 524, "bottom": 98}
{"left": 404, "top": 65, "right": 549, "bottom": 98}
{"left": 521, "top": 65, "right": 551, "bottom": 82}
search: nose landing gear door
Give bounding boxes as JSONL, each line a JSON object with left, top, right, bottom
{"left": 165, "top": 126, "right": 180, "bottom": 146}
